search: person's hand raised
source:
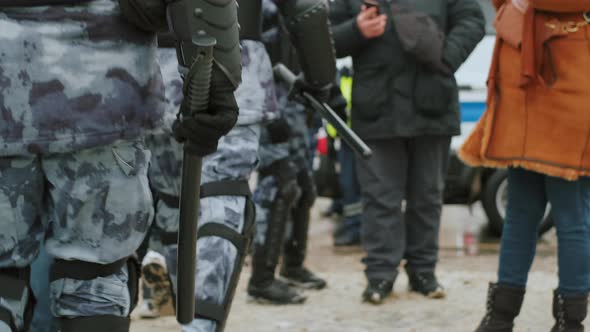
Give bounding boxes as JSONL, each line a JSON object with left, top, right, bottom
{"left": 356, "top": 5, "right": 387, "bottom": 39}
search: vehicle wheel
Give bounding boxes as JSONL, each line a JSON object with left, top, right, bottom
{"left": 481, "top": 169, "right": 554, "bottom": 237}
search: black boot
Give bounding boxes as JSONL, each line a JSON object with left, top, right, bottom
{"left": 281, "top": 171, "right": 327, "bottom": 290}
{"left": 407, "top": 271, "right": 446, "bottom": 299}
{"left": 249, "top": 164, "right": 303, "bottom": 304}
{"left": 551, "top": 290, "right": 588, "bottom": 332}
{"left": 474, "top": 283, "right": 525, "bottom": 332}
{"left": 362, "top": 279, "right": 394, "bottom": 305}
{"left": 247, "top": 277, "right": 307, "bottom": 305}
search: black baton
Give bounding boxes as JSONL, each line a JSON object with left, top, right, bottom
{"left": 177, "top": 37, "right": 216, "bottom": 325}
{"left": 273, "top": 64, "right": 372, "bottom": 160}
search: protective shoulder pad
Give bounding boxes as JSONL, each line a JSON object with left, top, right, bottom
{"left": 277, "top": 0, "right": 336, "bottom": 88}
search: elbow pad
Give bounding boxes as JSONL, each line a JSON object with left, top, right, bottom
{"left": 278, "top": 0, "right": 336, "bottom": 89}
{"left": 167, "top": 0, "right": 242, "bottom": 88}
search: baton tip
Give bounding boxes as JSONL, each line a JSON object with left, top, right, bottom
{"left": 362, "top": 151, "right": 373, "bottom": 160}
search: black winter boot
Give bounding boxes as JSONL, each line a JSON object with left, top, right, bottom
{"left": 551, "top": 290, "right": 588, "bottom": 332}
{"left": 249, "top": 165, "right": 302, "bottom": 305}
{"left": 281, "top": 171, "right": 327, "bottom": 290}
{"left": 474, "top": 283, "right": 525, "bottom": 332}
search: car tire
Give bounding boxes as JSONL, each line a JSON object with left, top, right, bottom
{"left": 481, "top": 169, "right": 554, "bottom": 237}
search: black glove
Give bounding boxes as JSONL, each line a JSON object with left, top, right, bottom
{"left": 288, "top": 74, "right": 332, "bottom": 105}
{"left": 173, "top": 66, "right": 239, "bottom": 157}
{"left": 266, "top": 118, "right": 292, "bottom": 143}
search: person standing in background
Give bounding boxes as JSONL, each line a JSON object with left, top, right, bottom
{"left": 460, "top": 1, "right": 590, "bottom": 331}
{"left": 329, "top": 0, "right": 485, "bottom": 304}
{"left": 331, "top": 69, "right": 363, "bottom": 248}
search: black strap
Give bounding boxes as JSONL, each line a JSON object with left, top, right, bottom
{"left": 59, "top": 315, "right": 130, "bottom": 332}
{"left": 0, "top": 0, "right": 90, "bottom": 7}
{"left": 197, "top": 223, "right": 246, "bottom": 253}
{"left": 157, "top": 191, "right": 180, "bottom": 209}
{"left": 50, "top": 258, "right": 127, "bottom": 282}
{"left": 200, "top": 180, "right": 251, "bottom": 199}
{"left": 194, "top": 299, "right": 225, "bottom": 323}
{"left": 0, "top": 307, "right": 16, "bottom": 332}
{"left": 160, "top": 232, "right": 179, "bottom": 246}
{"left": 0, "top": 267, "right": 35, "bottom": 332}
{"left": 159, "top": 180, "right": 251, "bottom": 246}
{"left": 126, "top": 257, "right": 141, "bottom": 313}
{"left": 156, "top": 180, "right": 250, "bottom": 209}
{"left": 0, "top": 268, "right": 29, "bottom": 300}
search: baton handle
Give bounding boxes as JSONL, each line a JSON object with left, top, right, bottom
{"left": 177, "top": 39, "right": 215, "bottom": 325}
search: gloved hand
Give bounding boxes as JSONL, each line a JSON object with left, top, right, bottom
{"left": 288, "top": 74, "right": 332, "bottom": 105}
{"left": 173, "top": 65, "right": 239, "bottom": 157}
{"left": 328, "top": 84, "right": 348, "bottom": 121}
{"left": 266, "top": 118, "right": 292, "bottom": 143}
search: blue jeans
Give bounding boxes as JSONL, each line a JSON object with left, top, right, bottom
{"left": 498, "top": 168, "right": 590, "bottom": 296}
{"left": 30, "top": 246, "right": 58, "bottom": 332}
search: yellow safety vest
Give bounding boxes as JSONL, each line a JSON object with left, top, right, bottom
{"left": 327, "top": 76, "right": 353, "bottom": 138}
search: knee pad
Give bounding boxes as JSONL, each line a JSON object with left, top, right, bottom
{"left": 50, "top": 256, "right": 140, "bottom": 332}
{"left": 297, "top": 171, "right": 317, "bottom": 209}
{"left": 193, "top": 180, "right": 255, "bottom": 332}
{"left": 158, "top": 180, "right": 254, "bottom": 332}
{"left": 259, "top": 158, "right": 301, "bottom": 204}
{"left": 0, "top": 267, "right": 34, "bottom": 332}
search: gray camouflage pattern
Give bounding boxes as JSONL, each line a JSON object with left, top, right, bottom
{"left": 153, "top": 124, "right": 260, "bottom": 332}
{"left": 146, "top": 44, "right": 266, "bottom": 331}
{"left": 255, "top": 83, "right": 315, "bottom": 244}
{"left": 0, "top": 0, "right": 165, "bottom": 156}
{"left": 0, "top": 140, "right": 153, "bottom": 329}
{"left": 235, "top": 40, "right": 278, "bottom": 125}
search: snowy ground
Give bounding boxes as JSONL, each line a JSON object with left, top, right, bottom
{"left": 131, "top": 201, "right": 579, "bottom": 332}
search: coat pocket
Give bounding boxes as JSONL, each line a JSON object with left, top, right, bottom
{"left": 414, "top": 69, "right": 454, "bottom": 118}
{"left": 351, "top": 67, "right": 392, "bottom": 121}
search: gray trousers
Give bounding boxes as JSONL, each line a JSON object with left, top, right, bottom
{"left": 356, "top": 136, "right": 451, "bottom": 282}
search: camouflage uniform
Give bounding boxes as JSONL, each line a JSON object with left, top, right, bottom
{"left": 146, "top": 40, "right": 275, "bottom": 331}
{"left": 0, "top": 1, "right": 163, "bottom": 330}
{"left": 254, "top": 83, "right": 315, "bottom": 246}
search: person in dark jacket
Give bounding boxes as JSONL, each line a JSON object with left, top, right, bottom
{"left": 329, "top": 0, "right": 485, "bottom": 304}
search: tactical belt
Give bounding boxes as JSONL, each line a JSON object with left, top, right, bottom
{"left": 160, "top": 180, "right": 252, "bottom": 245}
{"left": 0, "top": 0, "right": 91, "bottom": 7}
